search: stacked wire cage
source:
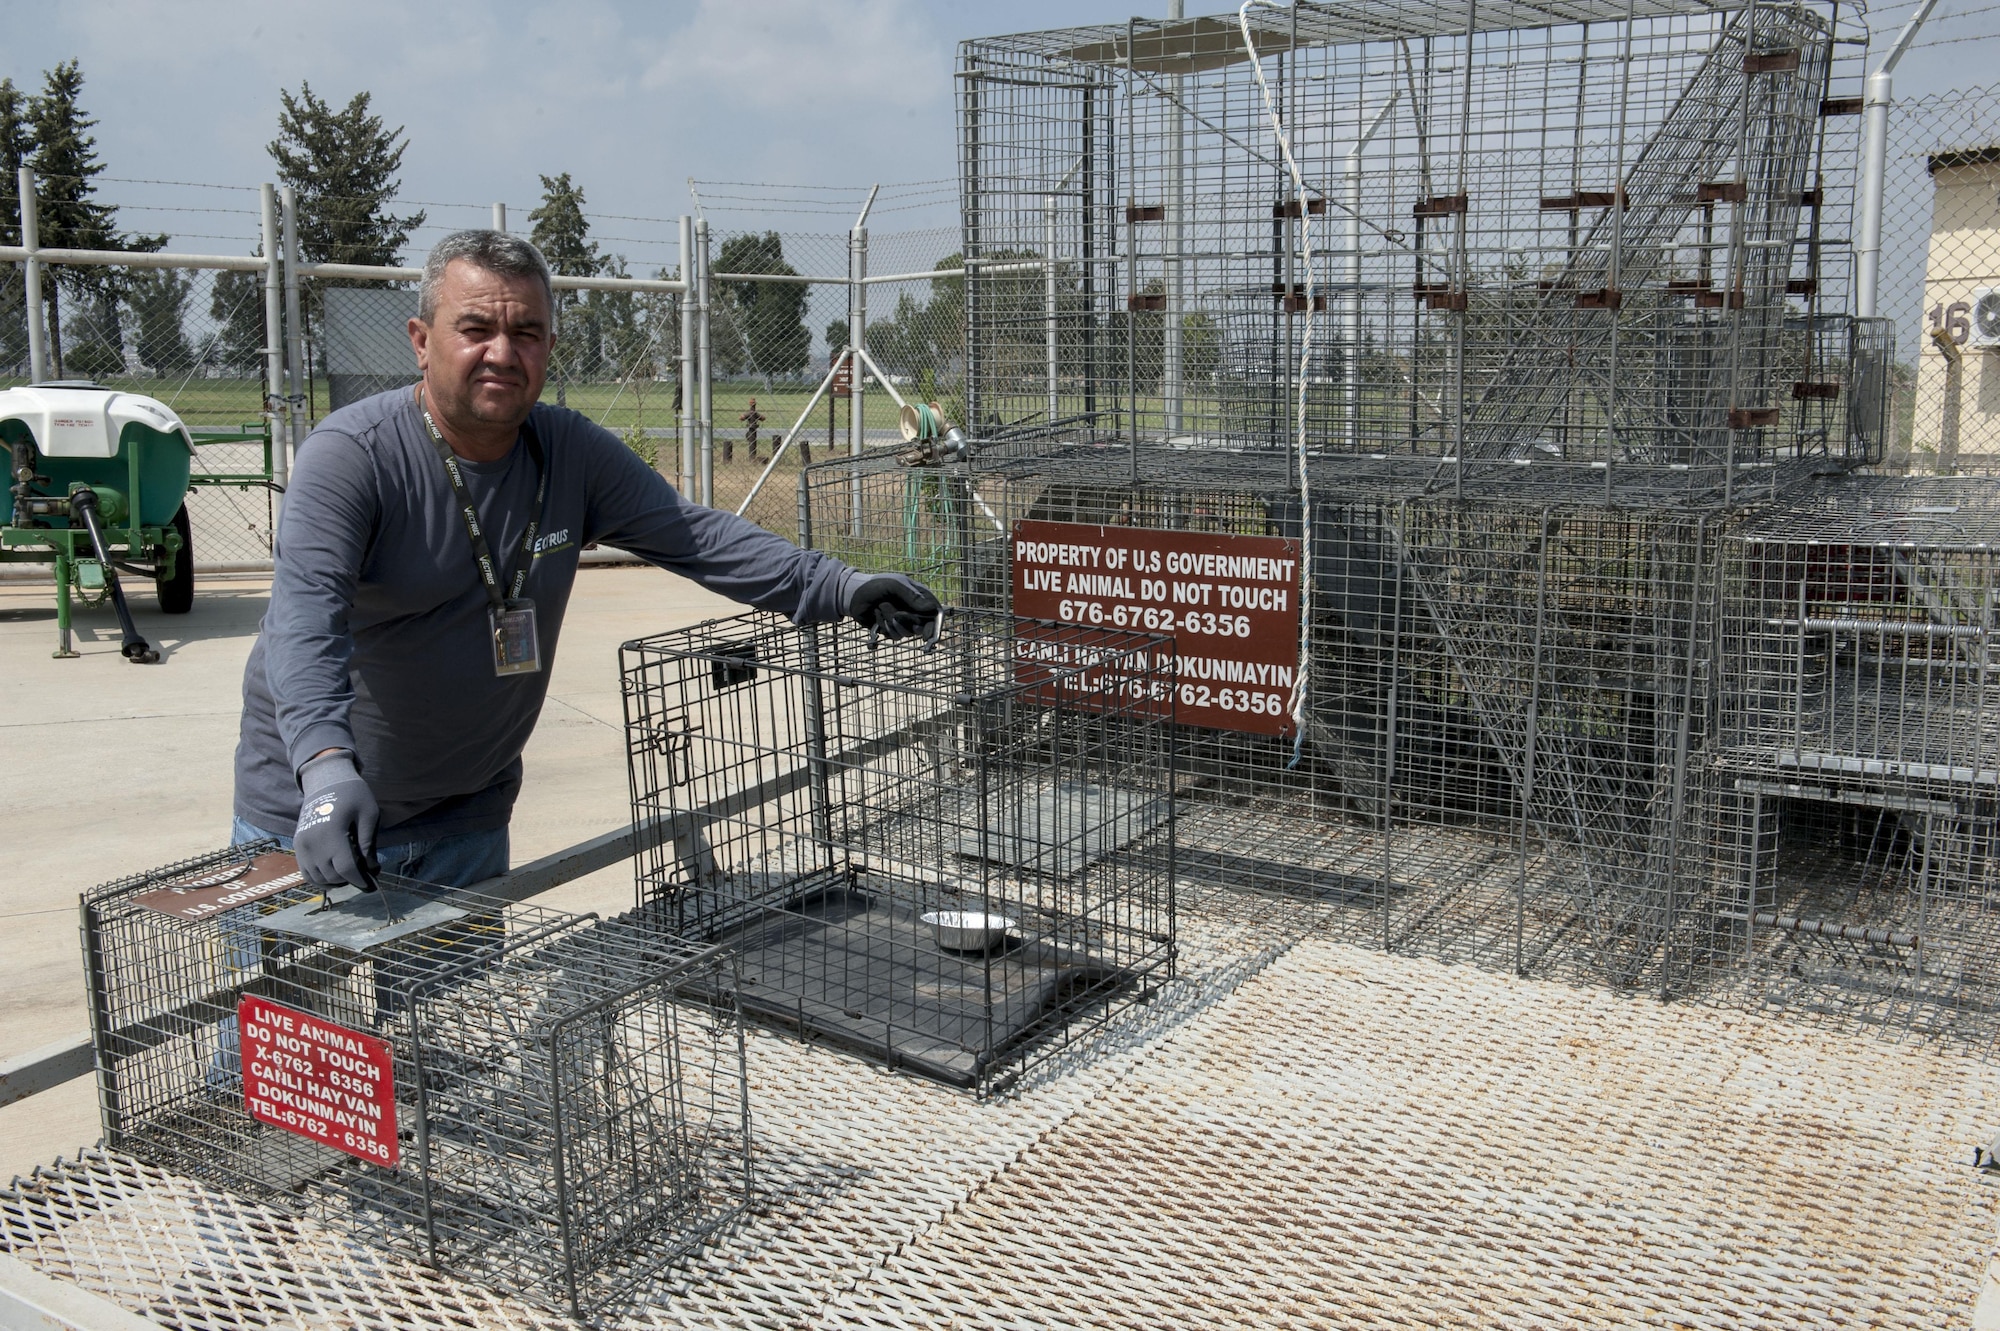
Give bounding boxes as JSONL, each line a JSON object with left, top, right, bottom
{"left": 805, "top": 444, "right": 1735, "bottom": 993}
{"left": 1700, "top": 476, "right": 2000, "bottom": 1042}
{"left": 787, "top": 0, "right": 1934, "bottom": 1007}
{"left": 620, "top": 611, "right": 1176, "bottom": 1094}
{"left": 957, "top": 0, "right": 1880, "bottom": 499}
{"left": 79, "top": 845, "right": 753, "bottom": 1320}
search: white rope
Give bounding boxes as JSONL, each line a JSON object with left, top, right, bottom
{"left": 1238, "top": 0, "right": 1318, "bottom": 763}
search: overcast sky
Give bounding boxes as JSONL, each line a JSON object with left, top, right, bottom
{"left": 0, "top": 0, "right": 1161, "bottom": 263}
{"left": 0, "top": 0, "right": 1992, "bottom": 271}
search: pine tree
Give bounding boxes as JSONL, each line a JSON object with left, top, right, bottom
{"left": 0, "top": 79, "right": 32, "bottom": 372}
{"left": 28, "top": 61, "right": 163, "bottom": 377}
{"left": 207, "top": 267, "right": 268, "bottom": 374}
{"left": 129, "top": 269, "right": 194, "bottom": 377}
{"left": 268, "top": 84, "right": 424, "bottom": 267}
{"left": 64, "top": 291, "right": 125, "bottom": 380}
{"left": 529, "top": 172, "right": 603, "bottom": 400}
{"left": 717, "top": 231, "right": 809, "bottom": 379}
{"left": 0, "top": 78, "right": 32, "bottom": 247}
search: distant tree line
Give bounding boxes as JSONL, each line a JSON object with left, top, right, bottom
{"left": 0, "top": 61, "right": 824, "bottom": 399}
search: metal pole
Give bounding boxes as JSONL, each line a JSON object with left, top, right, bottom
{"left": 696, "top": 217, "right": 714, "bottom": 506}
{"left": 1164, "top": 0, "right": 1186, "bottom": 439}
{"left": 18, "top": 167, "right": 45, "bottom": 383}
{"left": 492, "top": 202, "right": 506, "bottom": 233}
{"left": 1046, "top": 192, "right": 1060, "bottom": 424}
{"left": 679, "top": 215, "right": 697, "bottom": 494}
{"left": 1346, "top": 97, "right": 1397, "bottom": 453}
{"left": 1856, "top": 0, "right": 1942, "bottom": 318}
{"left": 259, "top": 185, "right": 289, "bottom": 512}
{"left": 850, "top": 185, "right": 877, "bottom": 533}
{"left": 280, "top": 185, "right": 307, "bottom": 457}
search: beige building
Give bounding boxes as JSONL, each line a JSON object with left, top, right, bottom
{"left": 1912, "top": 147, "right": 2000, "bottom": 470}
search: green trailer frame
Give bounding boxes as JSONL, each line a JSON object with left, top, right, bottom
{"left": 2, "top": 419, "right": 279, "bottom": 657}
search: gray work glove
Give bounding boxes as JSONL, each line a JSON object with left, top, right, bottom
{"left": 846, "top": 573, "right": 943, "bottom": 648}
{"left": 294, "top": 751, "right": 382, "bottom": 891}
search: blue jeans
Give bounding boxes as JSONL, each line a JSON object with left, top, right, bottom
{"left": 209, "top": 817, "right": 511, "bottom": 1087}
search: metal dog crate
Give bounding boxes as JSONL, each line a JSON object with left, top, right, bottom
{"left": 79, "top": 844, "right": 753, "bottom": 1320}
{"left": 620, "top": 610, "right": 1177, "bottom": 1094}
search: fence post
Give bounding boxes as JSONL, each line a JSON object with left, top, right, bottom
{"left": 492, "top": 202, "right": 506, "bottom": 233}
{"left": 679, "top": 215, "right": 696, "bottom": 494}
{"left": 1164, "top": 0, "right": 1186, "bottom": 439}
{"left": 18, "top": 167, "right": 45, "bottom": 383}
{"left": 260, "top": 185, "right": 289, "bottom": 514}
{"left": 696, "top": 217, "right": 713, "bottom": 507}
{"left": 280, "top": 185, "right": 307, "bottom": 454}
{"left": 1045, "top": 193, "right": 1059, "bottom": 424}
{"left": 849, "top": 189, "right": 875, "bottom": 534}
{"left": 1856, "top": 0, "right": 1942, "bottom": 318}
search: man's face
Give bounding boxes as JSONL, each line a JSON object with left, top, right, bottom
{"left": 409, "top": 259, "right": 552, "bottom": 436}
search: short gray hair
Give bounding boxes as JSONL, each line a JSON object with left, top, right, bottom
{"left": 419, "top": 230, "right": 556, "bottom": 329}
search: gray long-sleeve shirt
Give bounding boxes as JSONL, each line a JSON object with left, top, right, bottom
{"left": 234, "top": 388, "right": 858, "bottom": 845}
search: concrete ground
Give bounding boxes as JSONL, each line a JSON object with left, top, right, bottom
{"left": 0, "top": 562, "right": 737, "bottom": 1182}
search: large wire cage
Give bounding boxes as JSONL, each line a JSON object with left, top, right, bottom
{"left": 957, "top": 0, "right": 1881, "bottom": 505}
{"left": 79, "top": 846, "right": 753, "bottom": 1321}
{"left": 1697, "top": 476, "right": 2000, "bottom": 1044}
{"left": 620, "top": 610, "right": 1177, "bottom": 1095}
{"left": 801, "top": 443, "right": 1732, "bottom": 997}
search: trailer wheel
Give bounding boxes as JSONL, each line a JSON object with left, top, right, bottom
{"left": 156, "top": 504, "right": 194, "bottom": 614}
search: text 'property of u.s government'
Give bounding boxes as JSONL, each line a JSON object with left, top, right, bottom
{"left": 1012, "top": 519, "right": 1302, "bottom": 736}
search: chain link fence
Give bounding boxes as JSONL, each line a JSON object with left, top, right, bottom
{"left": 703, "top": 223, "right": 962, "bottom": 538}
{"left": 1879, "top": 80, "right": 2000, "bottom": 474}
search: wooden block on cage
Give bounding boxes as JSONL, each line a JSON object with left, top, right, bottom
{"left": 1786, "top": 278, "right": 1819, "bottom": 296}
{"left": 1421, "top": 289, "right": 1469, "bottom": 312}
{"left": 1124, "top": 203, "right": 1165, "bottom": 223}
{"left": 1412, "top": 193, "right": 1468, "bottom": 218}
{"left": 1729, "top": 406, "right": 1783, "bottom": 429}
{"left": 1271, "top": 198, "right": 1326, "bottom": 219}
{"left": 1127, "top": 293, "right": 1167, "bottom": 312}
{"left": 1742, "top": 48, "right": 1801, "bottom": 73}
{"left": 1820, "top": 96, "right": 1864, "bottom": 116}
{"left": 1575, "top": 288, "right": 1623, "bottom": 311}
{"left": 1574, "top": 190, "right": 1627, "bottom": 210}
{"left": 1792, "top": 381, "right": 1841, "bottom": 400}
{"left": 1695, "top": 289, "right": 1747, "bottom": 310}
{"left": 1696, "top": 181, "right": 1749, "bottom": 204}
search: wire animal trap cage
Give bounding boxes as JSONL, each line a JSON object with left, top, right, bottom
{"left": 79, "top": 846, "right": 752, "bottom": 1321}
{"left": 620, "top": 611, "right": 1176, "bottom": 1094}
{"left": 801, "top": 443, "right": 1735, "bottom": 995}
{"left": 957, "top": 0, "right": 1880, "bottom": 504}
{"left": 1700, "top": 476, "right": 2000, "bottom": 1043}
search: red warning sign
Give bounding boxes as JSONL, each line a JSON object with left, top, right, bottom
{"left": 1012, "top": 520, "right": 1302, "bottom": 736}
{"left": 238, "top": 996, "right": 399, "bottom": 1168}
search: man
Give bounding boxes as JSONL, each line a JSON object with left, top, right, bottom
{"left": 233, "top": 230, "right": 937, "bottom": 892}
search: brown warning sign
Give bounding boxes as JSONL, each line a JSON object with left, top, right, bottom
{"left": 132, "top": 852, "right": 307, "bottom": 921}
{"left": 1012, "top": 520, "right": 1302, "bottom": 736}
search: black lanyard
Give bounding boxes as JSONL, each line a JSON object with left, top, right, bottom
{"left": 418, "top": 390, "right": 548, "bottom": 610}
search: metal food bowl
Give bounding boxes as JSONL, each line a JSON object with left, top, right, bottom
{"left": 921, "top": 910, "right": 1016, "bottom": 953}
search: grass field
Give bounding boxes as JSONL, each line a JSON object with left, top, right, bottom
{"left": 0, "top": 373, "right": 902, "bottom": 544}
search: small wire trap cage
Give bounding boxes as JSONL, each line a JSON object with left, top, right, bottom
{"left": 620, "top": 609, "right": 1178, "bottom": 1095}
{"left": 79, "top": 845, "right": 753, "bottom": 1321}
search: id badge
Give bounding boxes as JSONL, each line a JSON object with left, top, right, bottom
{"left": 491, "top": 599, "right": 542, "bottom": 676}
